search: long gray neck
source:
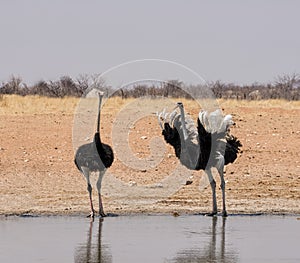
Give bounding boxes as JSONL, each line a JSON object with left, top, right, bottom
{"left": 178, "top": 106, "right": 188, "bottom": 141}
{"left": 96, "top": 93, "right": 103, "bottom": 133}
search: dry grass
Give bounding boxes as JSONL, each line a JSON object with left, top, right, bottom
{"left": 0, "top": 95, "right": 79, "bottom": 115}
{"left": 218, "top": 98, "right": 300, "bottom": 109}
{"left": 0, "top": 95, "right": 140, "bottom": 116}
{"left": 1, "top": 95, "right": 299, "bottom": 116}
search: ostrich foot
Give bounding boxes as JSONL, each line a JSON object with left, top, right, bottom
{"left": 87, "top": 210, "right": 95, "bottom": 218}
{"left": 205, "top": 211, "right": 217, "bottom": 217}
{"left": 222, "top": 211, "right": 228, "bottom": 217}
{"left": 99, "top": 211, "right": 106, "bottom": 218}
{"left": 98, "top": 194, "right": 106, "bottom": 217}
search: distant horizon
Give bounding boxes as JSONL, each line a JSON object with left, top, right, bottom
{"left": 1, "top": 71, "right": 299, "bottom": 87}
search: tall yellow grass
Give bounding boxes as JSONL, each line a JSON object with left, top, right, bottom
{"left": 218, "top": 98, "right": 300, "bottom": 109}
{"left": 0, "top": 95, "right": 79, "bottom": 115}
{"left": 0, "top": 95, "right": 299, "bottom": 115}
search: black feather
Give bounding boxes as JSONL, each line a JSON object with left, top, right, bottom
{"left": 162, "top": 123, "right": 181, "bottom": 159}
{"left": 74, "top": 132, "right": 114, "bottom": 172}
{"left": 93, "top": 132, "right": 114, "bottom": 168}
{"left": 224, "top": 135, "right": 242, "bottom": 165}
{"left": 161, "top": 116, "right": 242, "bottom": 171}
{"left": 196, "top": 118, "right": 211, "bottom": 170}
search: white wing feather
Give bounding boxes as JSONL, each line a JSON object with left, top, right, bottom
{"left": 198, "top": 109, "right": 233, "bottom": 133}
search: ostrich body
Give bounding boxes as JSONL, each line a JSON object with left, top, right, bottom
{"left": 158, "top": 103, "right": 242, "bottom": 216}
{"left": 74, "top": 92, "right": 114, "bottom": 217}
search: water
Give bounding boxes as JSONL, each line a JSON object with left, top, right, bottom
{"left": 0, "top": 215, "right": 299, "bottom": 263}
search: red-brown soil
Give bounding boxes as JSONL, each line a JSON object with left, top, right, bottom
{"left": 0, "top": 97, "right": 299, "bottom": 216}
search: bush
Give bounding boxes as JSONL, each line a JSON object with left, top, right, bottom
{"left": 0, "top": 74, "right": 299, "bottom": 100}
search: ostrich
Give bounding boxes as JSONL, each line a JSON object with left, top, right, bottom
{"left": 158, "top": 102, "right": 242, "bottom": 216}
{"left": 74, "top": 91, "right": 114, "bottom": 218}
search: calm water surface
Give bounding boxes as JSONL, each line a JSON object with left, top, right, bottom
{"left": 0, "top": 215, "right": 299, "bottom": 262}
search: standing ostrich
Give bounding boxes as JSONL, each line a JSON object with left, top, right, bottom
{"left": 74, "top": 91, "right": 114, "bottom": 218}
{"left": 158, "top": 102, "right": 242, "bottom": 216}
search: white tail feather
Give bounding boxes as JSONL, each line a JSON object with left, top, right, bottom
{"left": 157, "top": 111, "right": 163, "bottom": 129}
{"left": 219, "top": 114, "right": 233, "bottom": 132}
{"left": 199, "top": 109, "right": 233, "bottom": 133}
{"left": 210, "top": 109, "right": 223, "bottom": 133}
{"left": 169, "top": 110, "right": 178, "bottom": 125}
{"left": 158, "top": 105, "right": 235, "bottom": 143}
{"left": 157, "top": 108, "right": 180, "bottom": 129}
{"left": 198, "top": 110, "right": 205, "bottom": 127}
{"left": 157, "top": 107, "right": 198, "bottom": 143}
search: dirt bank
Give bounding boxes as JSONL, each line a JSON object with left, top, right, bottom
{"left": 0, "top": 97, "right": 299, "bottom": 216}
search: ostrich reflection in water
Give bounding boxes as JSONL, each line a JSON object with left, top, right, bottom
{"left": 172, "top": 217, "right": 238, "bottom": 263}
{"left": 74, "top": 219, "right": 112, "bottom": 263}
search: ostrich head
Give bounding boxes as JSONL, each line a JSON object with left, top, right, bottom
{"left": 176, "top": 102, "right": 183, "bottom": 109}
{"left": 98, "top": 90, "right": 104, "bottom": 97}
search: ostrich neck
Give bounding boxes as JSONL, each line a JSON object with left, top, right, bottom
{"left": 96, "top": 94, "right": 103, "bottom": 133}
{"left": 179, "top": 106, "right": 188, "bottom": 141}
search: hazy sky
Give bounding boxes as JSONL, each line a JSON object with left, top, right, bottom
{"left": 1, "top": 0, "right": 299, "bottom": 85}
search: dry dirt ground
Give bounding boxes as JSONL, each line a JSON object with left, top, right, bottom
{"left": 0, "top": 96, "right": 299, "bottom": 216}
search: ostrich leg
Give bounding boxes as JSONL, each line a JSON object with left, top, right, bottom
{"left": 206, "top": 168, "right": 217, "bottom": 216}
{"left": 217, "top": 157, "right": 227, "bottom": 217}
{"left": 96, "top": 170, "right": 106, "bottom": 217}
{"left": 82, "top": 167, "right": 95, "bottom": 218}
{"left": 219, "top": 171, "right": 227, "bottom": 217}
